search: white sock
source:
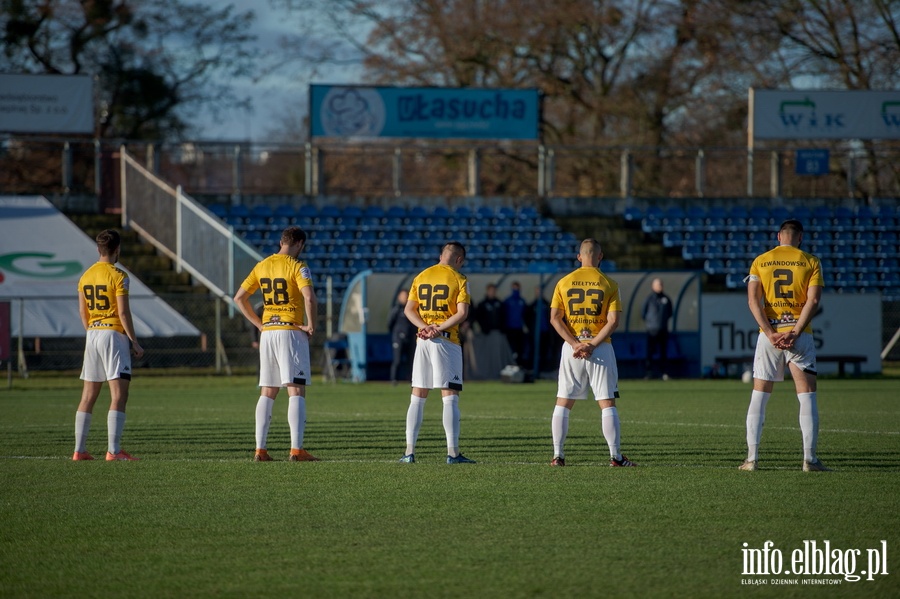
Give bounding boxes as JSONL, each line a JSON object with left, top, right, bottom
{"left": 255, "top": 396, "right": 274, "bottom": 450}
{"left": 442, "top": 395, "right": 460, "bottom": 456}
{"left": 107, "top": 410, "right": 126, "bottom": 455}
{"left": 746, "top": 390, "right": 771, "bottom": 462}
{"left": 797, "top": 392, "right": 819, "bottom": 462}
{"left": 288, "top": 395, "right": 306, "bottom": 450}
{"left": 405, "top": 395, "right": 426, "bottom": 455}
{"left": 74, "top": 411, "right": 92, "bottom": 453}
{"left": 551, "top": 405, "right": 570, "bottom": 458}
{"left": 601, "top": 407, "right": 621, "bottom": 460}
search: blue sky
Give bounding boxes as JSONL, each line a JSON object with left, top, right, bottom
{"left": 194, "top": 0, "right": 364, "bottom": 141}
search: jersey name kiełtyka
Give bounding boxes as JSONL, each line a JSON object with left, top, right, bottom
{"left": 551, "top": 267, "right": 621, "bottom": 342}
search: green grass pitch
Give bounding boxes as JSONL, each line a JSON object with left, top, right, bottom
{"left": 1, "top": 375, "right": 898, "bottom": 598}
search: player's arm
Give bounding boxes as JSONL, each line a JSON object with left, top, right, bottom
{"left": 234, "top": 287, "right": 263, "bottom": 332}
{"left": 747, "top": 278, "right": 782, "bottom": 346}
{"left": 299, "top": 285, "right": 317, "bottom": 336}
{"left": 550, "top": 307, "right": 579, "bottom": 348}
{"left": 116, "top": 293, "right": 144, "bottom": 359}
{"left": 436, "top": 302, "right": 469, "bottom": 335}
{"left": 781, "top": 284, "right": 821, "bottom": 348}
{"left": 78, "top": 289, "right": 90, "bottom": 330}
{"left": 587, "top": 309, "right": 619, "bottom": 349}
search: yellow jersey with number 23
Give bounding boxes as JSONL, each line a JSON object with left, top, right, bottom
{"left": 551, "top": 266, "right": 621, "bottom": 343}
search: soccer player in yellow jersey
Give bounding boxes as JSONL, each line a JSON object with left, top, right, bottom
{"left": 234, "top": 226, "right": 319, "bottom": 462}
{"left": 549, "top": 238, "right": 636, "bottom": 467}
{"left": 73, "top": 229, "right": 144, "bottom": 461}
{"left": 740, "top": 219, "right": 829, "bottom": 472}
{"left": 399, "top": 241, "right": 475, "bottom": 464}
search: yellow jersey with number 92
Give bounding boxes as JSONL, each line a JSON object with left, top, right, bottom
{"left": 551, "top": 266, "right": 621, "bottom": 343}
{"left": 408, "top": 263, "right": 471, "bottom": 345}
{"left": 240, "top": 254, "right": 314, "bottom": 330}
{"left": 78, "top": 262, "right": 130, "bottom": 333}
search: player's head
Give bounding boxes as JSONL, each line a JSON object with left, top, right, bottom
{"left": 778, "top": 219, "right": 804, "bottom": 247}
{"left": 280, "top": 226, "right": 307, "bottom": 255}
{"left": 96, "top": 229, "right": 121, "bottom": 259}
{"left": 578, "top": 238, "right": 603, "bottom": 266}
{"left": 440, "top": 241, "right": 466, "bottom": 267}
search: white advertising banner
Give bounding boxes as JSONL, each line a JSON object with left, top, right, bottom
{"left": 0, "top": 73, "right": 94, "bottom": 134}
{"left": 0, "top": 196, "right": 199, "bottom": 337}
{"left": 750, "top": 88, "right": 900, "bottom": 141}
{"left": 701, "top": 293, "right": 881, "bottom": 375}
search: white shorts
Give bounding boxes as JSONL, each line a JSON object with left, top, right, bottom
{"left": 556, "top": 342, "right": 619, "bottom": 400}
{"left": 80, "top": 329, "right": 132, "bottom": 382}
{"left": 258, "top": 329, "right": 311, "bottom": 388}
{"left": 410, "top": 337, "right": 463, "bottom": 391}
{"left": 753, "top": 332, "right": 817, "bottom": 381}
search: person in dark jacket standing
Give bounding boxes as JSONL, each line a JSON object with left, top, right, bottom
{"left": 503, "top": 281, "right": 528, "bottom": 366}
{"left": 388, "top": 289, "right": 418, "bottom": 384}
{"left": 642, "top": 278, "right": 673, "bottom": 380}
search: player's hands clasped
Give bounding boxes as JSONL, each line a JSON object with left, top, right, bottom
{"left": 418, "top": 324, "right": 441, "bottom": 340}
{"left": 572, "top": 341, "right": 594, "bottom": 359}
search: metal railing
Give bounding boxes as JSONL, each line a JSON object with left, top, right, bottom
{"left": 3, "top": 136, "right": 899, "bottom": 201}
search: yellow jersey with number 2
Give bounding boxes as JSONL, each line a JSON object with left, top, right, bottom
{"left": 749, "top": 245, "right": 823, "bottom": 334}
{"left": 240, "top": 254, "right": 314, "bottom": 330}
{"left": 408, "top": 263, "right": 471, "bottom": 345}
{"left": 551, "top": 267, "right": 621, "bottom": 343}
{"left": 78, "top": 262, "right": 130, "bottom": 334}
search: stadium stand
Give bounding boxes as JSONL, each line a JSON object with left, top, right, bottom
{"left": 636, "top": 203, "right": 900, "bottom": 300}
{"left": 209, "top": 203, "right": 592, "bottom": 303}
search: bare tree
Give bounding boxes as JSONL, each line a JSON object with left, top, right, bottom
{"left": 1, "top": 0, "right": 263, "bottom": 139}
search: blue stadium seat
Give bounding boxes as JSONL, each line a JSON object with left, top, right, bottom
{"left": 208, "top": 203, "right": 228, "bottom": 218}
{"left": 770, "top": 206, "right": 790, "bottom": 224}
{"left": 790, "top": 205, "right": 812, "bottom": 222}
{"left": 343, "top": 205, "right": 363, "bottom": 218}
{"left": 364, "top": 205, "right": 385, "bottom": 219}
{"left": 296, "top": 203, "right": 317, "bottom": 219}
{"left": 250, "top": 204, "right": 272, "bottom": 219}
{"left": 623, "top": 206, "right": 642, "bottom": 223}
{"left": 386, "top": 205, "right": 407, "bottom": 218}
{"left": 320, "top": 205, "right": 341, "bottom": 218}
{"left": 230, "top": 204, "right": 250, "bottom": 218}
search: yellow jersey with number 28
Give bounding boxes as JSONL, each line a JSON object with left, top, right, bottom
{"left": 240, "top": 254, "right": 314, "bottom": 330}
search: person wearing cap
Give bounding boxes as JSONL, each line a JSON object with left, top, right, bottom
{"left": 739, "top": 219, "right": 829, "bottom": 472}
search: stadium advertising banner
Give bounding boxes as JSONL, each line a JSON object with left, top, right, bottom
{"left": 0, "top": 74, "right": 94, "bottom": 134}
{"left": 750, "top": 89, "right": 900, "bottom": 140}
{"left": 701, "top": 293, "right": 881, "bottom": 375}
{"left": 0, "top": 196, "right": 199, "bottom": 337}
{"left": 310, "top": 85, "right": 540, "bottom": 140}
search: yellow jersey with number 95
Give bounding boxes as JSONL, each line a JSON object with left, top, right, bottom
{"left": 551, "top": 266, "right": 621, "bottom": 343}
{"left": 78, "top": 262, "right": 130, "bottom": 333}
{"left": 240, "top": 254, "right": 314, "bottom": 330}
{"left": 748, "top": 245, "right": 823, "bottom": 333}
{"left": 408, "top": 263, "right": 471, "bottom": 345}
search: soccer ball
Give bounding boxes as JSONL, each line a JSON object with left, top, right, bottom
{"left": 741, "top": 370, "right": 753, "bottom": 384}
